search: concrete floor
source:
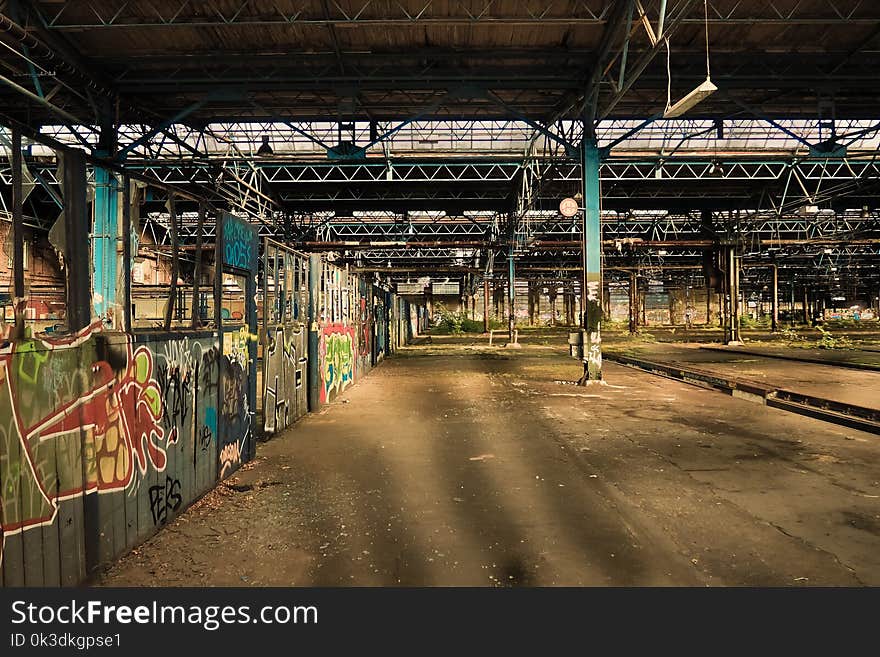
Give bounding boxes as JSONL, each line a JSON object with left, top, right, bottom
{"left": 96, "top": 336, "right": 880, "bottom": 586}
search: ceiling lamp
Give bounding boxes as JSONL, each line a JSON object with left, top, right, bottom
{"left": 663, "top": 0, "right": 716, "bottom": 119}
{"left": 664, "top": 79, "right": 717, "bottom": 119}
{"left": 257, "top": 135, "right": 273, "bottom": 156}
{"left": 708, "top": 159, "right": 725, "bottom": 176}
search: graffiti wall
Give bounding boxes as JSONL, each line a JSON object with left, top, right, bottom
{"left": 219, "top": 327, "right": 256, "bottom": 477}
{"left": 374, "top": 291, "right": 388, "bottom": 362}
{"left": 0, "top": 325, "right": 252, "bottom": 585}
{"left": 1, "top": 243, "right": 421, "bottom": 585}
{"left": 318, "top": 324, "right": 356, "bottom": 405}
{"left": 261, "top": 242, "right": 309, "bottom": 435}
{"left": 263, "top": 324, "right": 307, "bottom": 434}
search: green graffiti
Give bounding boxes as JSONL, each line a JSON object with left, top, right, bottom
{"left": 16, "top": 340, "right": 49, "bottom": 385}
{"left": 321, "top": 329, "right": 354, "bottom": 402}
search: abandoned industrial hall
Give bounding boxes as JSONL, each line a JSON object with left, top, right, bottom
{"left": 1, "top": 0, "right": 879, "bottom": 588}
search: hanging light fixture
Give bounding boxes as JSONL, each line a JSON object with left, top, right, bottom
{"left": 257, "top": 135, "right": 274, "bottom": 156}
{"left": 663, "top": 0, "right": 716, "bottom": 119}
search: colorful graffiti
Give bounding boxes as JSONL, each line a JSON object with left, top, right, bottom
{"left": 0, "top": 323, "right": 169, "bottom": 569}
{"left": 224, "top": 326, "right": 258, "bottom": 369}
{"left": 219, "top": 438, "right": 244, "bottom": 479}
{"left": 358, "top": 298, "right": 371, "bottom": 358}
{"left": 0, "top": 320, "right": 254, "bottom": 584}
{"left": 222, "top": 214, "right": 258, "bottom": 271}
{"left": 318, "top": 324, "right": 356, "bottom": 404}
{"left": 263, "top": 325, "right": 306, "bottom": 434}
{"left": 217, "top": 327, "right": 254, "bottom": 476}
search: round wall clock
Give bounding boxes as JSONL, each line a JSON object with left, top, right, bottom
{"left": 559, "top": 197, "right": 579, "bottom": 217}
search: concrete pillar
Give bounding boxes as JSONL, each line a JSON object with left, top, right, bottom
{"left": 578, "top": 136, "right": 602, "bottom": 382}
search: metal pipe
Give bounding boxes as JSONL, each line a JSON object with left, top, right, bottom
{"left": 657, "top": 0, "right": 668, "bottom": 38}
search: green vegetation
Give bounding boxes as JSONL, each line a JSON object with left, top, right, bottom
{"left": 815, "top": 326, "right": 854, "bottom": 350}
{"left": 739, "top": 314, "right": 771, "bottom": 329}
{"left": 778, "top": 326, "right": 804, "bottom": 343}
{"left": 615, "top": 327, "right": 658, "bottom": 343}
{"left": 431, "top": 304, "right": 503, "bottom": 334}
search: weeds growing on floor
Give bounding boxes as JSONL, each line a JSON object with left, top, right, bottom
{"left": 432, "top": 304, "right": 504, "bottom": 334}
{"left": 815, "top": 326, "right": 854, "bottom": 350}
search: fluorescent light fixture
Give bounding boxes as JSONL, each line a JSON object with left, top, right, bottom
{"left": 663, "top": 78, "right": 718, "bottom": 118}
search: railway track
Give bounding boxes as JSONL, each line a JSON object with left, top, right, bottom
{"left": 606, "top": 352, "right": 880, "bottom": 436}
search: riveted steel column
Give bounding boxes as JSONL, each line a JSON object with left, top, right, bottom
{"left": 63, "top": 149, "right": 90, "bottom": 332}
{"left": 121, "top": 175, "right": 132, "bottom": 333}
{"left": 771, "top": 263, "right": 778, "bottom": 332}
{"left": 191, "top": 202, "right": 205, "bottom": 328}
{"left": 11, "top": 127, "right": 24, "bottom": 339}
{"left": 579, "top": 136, "right": 603, "bottom": 382}
{"left": 92, "top": 165, "right": 118, "bottom": 323}
{"left": 483, "top": 278, "right": 490, "bottom": 332}
{"left": 307, "top": 253, "right": 321, "bottom": 411}
{"left": 507, "top": 218, "right": 516, "bottom": 342}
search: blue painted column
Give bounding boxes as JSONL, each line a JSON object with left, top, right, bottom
{"left": 307, "top": 253, "right": 321, "bottom": 411}
{"left": 92, "top": 165, "right": 119, "bottom": 323}
{"left": 508, "top": 233, "right": 516, "bottom": 342}
{"left": 580, "top": 136, "right": 603, "bottom": 382}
